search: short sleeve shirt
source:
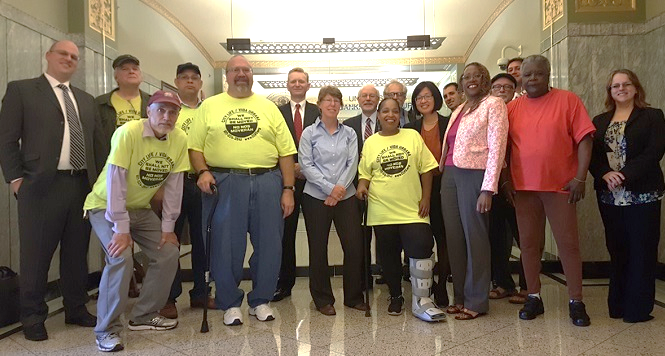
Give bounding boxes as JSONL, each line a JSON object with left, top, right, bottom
{"left": 188, "top": 93, "right": 297, "bottom": 168}
{"left": 84, "top": 119, "right": 190, "bottom": 210}
{"left": 507, "top": 88, "right": 595, "bottom": 192}
{"left": 358, "top": 129, "right": 439, "bottom": 225}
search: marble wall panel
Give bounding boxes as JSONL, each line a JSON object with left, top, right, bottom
{"left": 0, "top": 18, "right": 8, "bottom": 268}
{"left": 6, "top": 21, "right": 42, "bottom": 82}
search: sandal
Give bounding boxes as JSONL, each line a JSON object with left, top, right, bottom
{"left": 489, "top": 287, "right": 513, "bottom": 299}
{"left": 454, "top": 308, "right": 486, "bottom": 321}
{"left": 445, "top": 304, "right": 464, "bottom": 314}
{"left": 509, "top": 290, "right": 528, "bottom": 304}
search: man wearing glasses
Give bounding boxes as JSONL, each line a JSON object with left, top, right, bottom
{"left": 383, "top": 79, "right": 416, "bottom": 127}
{"left": 159, "top": 63, "right": 217, "bottom": 319}
{"left": 0, "top": 40, "right": 108, "bottom": 341}
{"left": 96, "top": 54, "right": 151, "bottom": 144}
{"left": 85, "top": 90, "right": 189, "bottom": 351}
{"left": 188, "top": 55, "right": 296, "bottom": 326}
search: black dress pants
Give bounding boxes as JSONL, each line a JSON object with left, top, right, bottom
{"left": 302, "top": 194, "right": 364, "bottom": 308}
{"left": 17, "top": 173, "right": 91, "bottom": 327}
{"left": 489, "top": 194, "right": 526, "bottom": 291}
{"left": 276, "top": 178, "right": 306, "bottom": 292}
{"left": 597, "top": 196, "right": 661, "bottom": 322}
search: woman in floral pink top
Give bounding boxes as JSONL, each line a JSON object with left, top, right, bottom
{"left": 439, "top": 62, "right": 508, "bottom": 320}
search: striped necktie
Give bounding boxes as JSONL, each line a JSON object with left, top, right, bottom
{"left": 57, "top": 84, "right": 86, "bottom": 169}
{"left": 364, "top": 117, "right": 373, "bottom": 141}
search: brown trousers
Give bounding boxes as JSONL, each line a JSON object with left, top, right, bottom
{"left": 514, "top": 191, "right": 583, "bottom": 300}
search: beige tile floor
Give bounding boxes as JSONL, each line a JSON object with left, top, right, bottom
{"left": 1, "top": 275, "right": 665, "bottom": 356}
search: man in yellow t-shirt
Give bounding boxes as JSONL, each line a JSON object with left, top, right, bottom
{"left": 189, "top": 55, "right": 296, "bottom": 326}
{"left": 158, "top": 62, "right": 217, "bottom": 319}
{"left": 84, "top": 90, "right": 189, "bottom": 352}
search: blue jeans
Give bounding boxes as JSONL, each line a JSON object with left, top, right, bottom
{"left": 202, "top": 170, "right": 284, "bottom": 309}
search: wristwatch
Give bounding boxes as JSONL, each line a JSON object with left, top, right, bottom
{"left": 283, "top": 185, "right": 295, "bottom": 191}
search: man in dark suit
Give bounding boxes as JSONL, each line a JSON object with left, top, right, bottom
{"left": 273, "top": 67, "right": 319, "bottom": 301}
{"left": 0, "top": 40, "right": 108, "bottom": 341}
{"left": 343, "top": 84, "right": 380, "bottom": 287}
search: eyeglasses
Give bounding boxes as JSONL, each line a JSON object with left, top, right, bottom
{"left": 227, "top": 67, "right": 252, "bottom": 74}
{"left": 491, "top": 84, "right": 515, "bottom": 91}
{"left": 50, "top": 49, "right": 79, "bottom": 62}
{"left": 415, "top": 94, "right": 433, "bottom": 102}
{"left": 610, "top": 82, "right": 633, "bottom": 90}
{"left": 461, "top": 73, "right": 483, "bottom": 81}
{"left": 321, "top": 98, "right": 341, "bottom": 105}
{"left": 360, "top": 93, "right": 378, "bottom": 99}
{"left": 177, "top": 74, "right": 201, "bottom": 81}
{"left": 385, "top": 92, "right": 405, "bottom": 98}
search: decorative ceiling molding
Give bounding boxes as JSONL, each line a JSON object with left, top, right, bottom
{"left": 139, "top": 0, "right": 215, "bottom": 66}
{"left": 214, "top": 56, "right": 465, "bottom": 69}
{"left": 463, "top": 0, "right": 515, "bottom": 62}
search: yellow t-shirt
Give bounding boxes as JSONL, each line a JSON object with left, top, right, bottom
{"left": 358, "top": 129, "right": 439, "bottom": 226}
{"left": 188, "top": 93, "right": 297, "bottom": 168}
{"left": 84, "top": 119, "right": 190, "bottom": 211}
{"left": 175, "top": 104, "right": 200, "bottom": 135}
{"left": 110, "top": 92, "right": 142, "bottom": 127}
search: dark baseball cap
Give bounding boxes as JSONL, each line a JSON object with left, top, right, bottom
{"left": 113, "top": 54, "right": 140, "bottom": 69}
{"left": 176, "top": 62, "right": 201, "bottom": 76}
{"left": 148, "top": 90, "right": 181, "bottom": 107}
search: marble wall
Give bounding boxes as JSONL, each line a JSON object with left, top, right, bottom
{"left": 562, "top": 12, "right": 665, "bottom": 262}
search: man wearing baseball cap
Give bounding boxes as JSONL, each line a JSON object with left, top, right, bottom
{"left": 84, "top": 90, "right": 190, "bottom": 352}
{"left": 96, "top": 54, "right": 151, "bottom": 143}
{"left": 159, "top": 62, "right": 217, "bottom": 319}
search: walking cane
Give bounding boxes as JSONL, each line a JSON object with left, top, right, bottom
{"left": 362, "top": 197, "right": 371, "bottom": 317}
{"left": 201, "top": 184, "right": 219, "bottom": 333}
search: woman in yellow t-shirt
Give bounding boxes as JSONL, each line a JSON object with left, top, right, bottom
{"left": 356, "top": 98, "right": 446, "bottom": 322}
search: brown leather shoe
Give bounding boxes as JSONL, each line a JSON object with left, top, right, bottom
{"left": 158, "top": 301, "right": 178, "bottom": 319}
{"left": 190, "top": 296, "right": 218, "bottom": 309}
{"left": 348, "top": 302, "right": 370, "bottom": 311}
{"left": 318, "top": 304, "right": 336, "bottom": 316}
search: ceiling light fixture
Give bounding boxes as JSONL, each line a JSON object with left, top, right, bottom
{"left": 222, "top": 36, "right": 444, "bottom": 55}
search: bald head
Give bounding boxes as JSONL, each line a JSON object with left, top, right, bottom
{"left": 45, "top": 40, "right": 79, "bottom": 82}
{"left": 225, "top": 55, "right": 254, "bottom": 98}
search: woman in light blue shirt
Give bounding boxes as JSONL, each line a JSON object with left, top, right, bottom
{"left": 299, "top": 86, "right": 367, "bottom": 316}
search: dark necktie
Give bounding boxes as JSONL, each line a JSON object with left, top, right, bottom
{"left": 294, "top": 103, "right": 303, "bottom": 142}
{"left": 57, "top": 84, "right": 86, "bottom": 169}
{"left": 364, "top": 117, "right": 373, "bottom": 141}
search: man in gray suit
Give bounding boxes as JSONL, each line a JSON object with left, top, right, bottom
{"left": 0, "top": 40, "right": 108, "bottom": 341}
{"left": 273, "top": 67, "right": 319, "bottom": 301}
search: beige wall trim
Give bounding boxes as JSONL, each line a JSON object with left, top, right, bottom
{"left": 214, "top": 56, "right": 466, "bottom": 70}
{"left": 138, "top": 0, "right": 214, "bottom": 66}
{"left": 575, "top": 0, "right": 636, "bottom": 13}
{"left": 463, "top": 0, "right": 515, "bottom": 62}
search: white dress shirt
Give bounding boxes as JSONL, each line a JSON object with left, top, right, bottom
{"left": 44, "top": 72, "right": 83, "bottom": 170}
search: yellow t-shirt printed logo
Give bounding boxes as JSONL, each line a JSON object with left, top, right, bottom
{"left": 136, "top": 152, "right": 175, "bottom": 188}
{"left": 222, "top": 108, "right": 261, "bottom": 141}
{"left": 179, "top": 117, "right": 193, "bottom": 133}
{"left": 377, "top": 145, "right": 411, "bottom": 177}
{"left": 111, "top": 92, "right": 142, "bottom": 127}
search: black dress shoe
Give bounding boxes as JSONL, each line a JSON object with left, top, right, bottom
{"left": 569, "top": 300, "right": 590, "bottom": 327}
{"left": 272, "top": 288, "right": 291, "bottom": 302}
{"left": 65, "top": 310, "right": 97, "bottom": 327}
{"left": 375, "top": 276, "right": 386, "bottom": 285}
{"left": 519, "top": 296, "right": 544, "bottom": 320}
{"left": 23, "top": 323, "right": 48, "bottom": 341}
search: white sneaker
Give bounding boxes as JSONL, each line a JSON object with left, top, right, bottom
{"left": 224, "top": 307, "right": 243, "bottom": 326}
{"left": 128, "top": 315, "right": 178, "bottom": 331}
{"left": 412, "top": 297, "right": 447, "bottom": 322}
{"left": 248, "top": 303, "right": 275, "bottom": 321}
{"left": 96, "top": 332, "right": 124, "bottom": 352}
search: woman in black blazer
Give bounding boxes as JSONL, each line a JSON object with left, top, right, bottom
{"left": 589, "top": 69, "right": 665, "bottom": 323}
{"left": 404, "top": 81, "right": 450, "bottom": 307}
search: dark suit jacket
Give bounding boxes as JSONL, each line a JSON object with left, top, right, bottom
{"left": 278, "top": 101, "right": 319, "bottom": 152}
{"left": 589, "top": 107, "right": 665, "bottom": 193}
{"left": 0, "top": 75, "right": 108, "bottom": 195}
{"left": 403, "top": 113, "right": 449, "bottom": 143}
{"left": 343, "top": 113, "right": 381, "bottom": 158}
